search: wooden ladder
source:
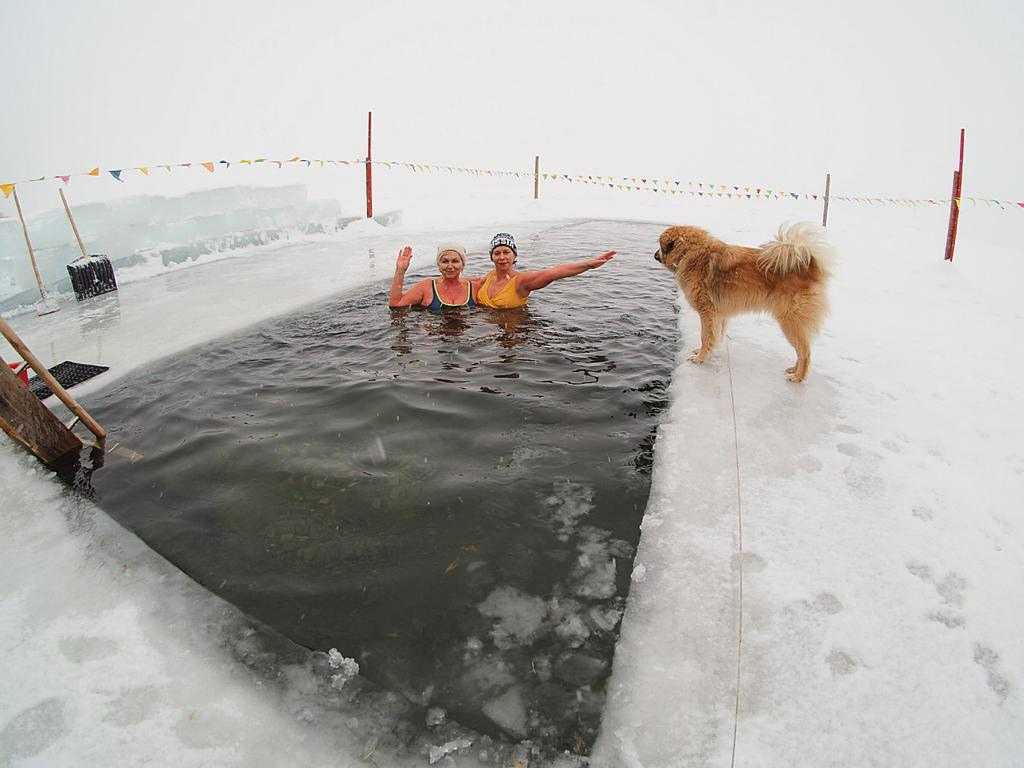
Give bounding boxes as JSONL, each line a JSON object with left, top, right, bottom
{"left": 0, "top": 315, "right": 106, "bottom": 464}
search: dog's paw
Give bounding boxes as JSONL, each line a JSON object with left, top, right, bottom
{"left": 786, "top": 365, "right": 797, "bottom": 375}
{"left": 786, "top": 370, "right": 806, "bottom": 383}
{"left": 688, "top": 350, "right": 708, "bottom": 364}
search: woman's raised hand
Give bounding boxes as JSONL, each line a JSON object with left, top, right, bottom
{"left": 588, "top": 251, "right": 616, "bottom": 269}
{"left": 395, "top": 246, "right": 413, "bottom": 272}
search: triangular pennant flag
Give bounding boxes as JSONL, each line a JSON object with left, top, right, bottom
{"left": 303, "top": 160, "right": 311, "bottom": 167}
{"left": 137, "top": 166, "right": 150, "bottom": 176}
{"left": 161, "top": 165, "right": 172, "bottom": 172}
{"left": 254, "top": 158, "right": 266, "bottom": 164}
{"left": 201, "top": 162, "right": 215, "bottom": 172}
{"left": 180, "top": 163, "right": 192, "bottom": 167}
{"left": 1018, "top": 202, "right": 1024, "bottom": 208}
{"left": 240, "top": 159, "right": 252, "bottom": 165}
{"left": 110, "top": 170, "right": 124, "bottom": 181}
{"left": 0, "top": 183, "right": 14, "bottom": 198}
{"left": 88, "top": 167, "right": 100, "bottom": 176}
{"left": 273, "top": 161, "right": 282, "bottom": 168}
{"left": 289, "top": 155, "right": 300, "bottom": 162}
{"left": 57, "top": 175, "right": 71, "bottom": 184}
{"left": 219, "top": 160, "right": 231, "bottom": 167}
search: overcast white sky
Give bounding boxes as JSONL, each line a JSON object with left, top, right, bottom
{"left": 2, "top": 0, "right": 1022, "bottom": 212}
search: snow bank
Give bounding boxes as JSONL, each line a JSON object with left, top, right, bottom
{"left": 592, "top": 206, "right": 1024, "bottom": 767}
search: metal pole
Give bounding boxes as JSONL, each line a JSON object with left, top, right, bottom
{"left": 59, "top": 188, "right": 89, "bottom": 260}
{"left": 365, "top": 111, "right": 373, "bottom": 219}
{"left": 943, "top": 128, "right": 965, "bottom": 262}
{"left": 12, "top": 187, "right": 50, "bottom": 304}
{"left": 821, "top": 172, "right": 831, "bottom": 228}
{"left": 533, "top": 156, "right": 540, "bottom": 200}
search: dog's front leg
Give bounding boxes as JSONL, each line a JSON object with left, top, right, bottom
{"left": 689, "top": 308, "right": 718, "bottom": 363}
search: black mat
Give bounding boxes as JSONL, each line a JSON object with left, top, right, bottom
{"left": 29, "top": 361, "right": 109, "bottom": 400}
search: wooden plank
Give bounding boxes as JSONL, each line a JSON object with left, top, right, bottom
{"left": 0, "top": 352, "right": 82, "bottom": 464}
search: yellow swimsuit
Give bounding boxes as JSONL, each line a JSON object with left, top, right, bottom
{"left": 477, "top": 272, "right": 528, "bottom": 309}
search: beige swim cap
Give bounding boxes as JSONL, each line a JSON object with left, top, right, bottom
{"left": 435, "top": 243, "right": 467, "bottom": 268}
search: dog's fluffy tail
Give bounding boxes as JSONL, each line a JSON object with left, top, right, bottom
{"left": 758, "top": 222, "right": 836, "bottom": 278}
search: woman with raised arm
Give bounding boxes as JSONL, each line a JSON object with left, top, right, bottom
{"left": 474, "top": 233, "right": 614, "bottom": 309}
{"left": 388, "top": 244, "right": 476, "bottom": 309}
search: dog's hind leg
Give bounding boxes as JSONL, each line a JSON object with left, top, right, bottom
{"left": 689, "top": 308, "right": 719, "bottom": 364}
{"left": 777, "top": 314, "right": 812, "bottom": 382}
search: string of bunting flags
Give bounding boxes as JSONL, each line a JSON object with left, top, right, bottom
{"left": 2, "top": 156, "right": 1022, "bottom": 211}
{"left": 529, "top": 169, "right": 1024, "bottom": 210}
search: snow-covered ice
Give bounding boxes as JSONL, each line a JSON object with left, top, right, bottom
{"left": 592, "top": 203, "right": 1024, "bottom": 767}
{"left": 2, "top": 183, "right": 1022, "bottom": 766}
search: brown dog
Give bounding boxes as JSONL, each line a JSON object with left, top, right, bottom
{"left": 654, "top": 223, "right": 835, "bottom": 382}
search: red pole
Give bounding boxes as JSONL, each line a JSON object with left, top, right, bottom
{"left": 943, "top": 128, "right": 965, "bottom": 262}
{"left": 365, "top": 111, "right": 373, "bottom": 219}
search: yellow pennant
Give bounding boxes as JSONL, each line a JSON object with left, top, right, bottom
{"left": 88, "top": 167, "right": 100, "bottom": 176}
{"left": 138, "top": 166, "right": 150, "bottom": 176}
{"left": 1, "top": 183, "right": 14, "bottom": 198}
{"left": 240, "top": 159, "right": 252, "bottom": 165}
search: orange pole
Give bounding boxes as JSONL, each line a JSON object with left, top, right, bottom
{"left": 365, "top": 111, "right": 373, "bottom": 219}
{"left": 943, "top": 128, "right": 965, "bottom": 262}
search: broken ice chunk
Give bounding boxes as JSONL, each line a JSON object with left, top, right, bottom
{"left": 425, "top": 707, "right": 447, "bottom": 727}
{"left": 428, "top": 737, "right": 473, "bottom": 764}
{"left": 326, "top": 647, "right": 359, "bottom": 689}
{"left": 482, "top": 685, "right": 528, "bottom": 738}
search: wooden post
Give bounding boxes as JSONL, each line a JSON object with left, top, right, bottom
{"left": 365, "top": 111, "right": 373, "bottom": 219}
{"left": 59, "top": 188, "right": 89, "bottom": 260}
{"left": 0, "top": 351, "right": 82, "bottom": 463}
{"left": 0, "top": 315, "right": 106, "bottom": 446}
{"left": 12, "top": 187, "right": 57, "bottom": 313}
{"left": 821, "top": 172, "right": 831, "bottom": 228}
{"left": 944, "top": 128, "right": 965, "bottom": 262}
{"left": 533, "top": 156, "right": 540, "bottom": 200}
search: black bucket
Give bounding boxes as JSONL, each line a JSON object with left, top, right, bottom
{"left": 67, "top": 255, "right": 118, "bottom": 301}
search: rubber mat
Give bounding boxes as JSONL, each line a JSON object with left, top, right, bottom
{"left": 29, "top": 361, "right": 110, "bottom": 400}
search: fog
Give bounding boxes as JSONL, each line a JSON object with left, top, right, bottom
{"left": 2, "top": 0, "right": 1021, "bottom": 215}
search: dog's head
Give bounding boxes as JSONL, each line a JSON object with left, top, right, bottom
{"left": 654, "top": 225, "right": 712, "bottom": 270}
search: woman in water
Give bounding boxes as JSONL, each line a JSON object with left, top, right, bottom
{"left": 474, "top": 233, "right": 614, "bottom": 309}
{"left": 388, "top": 244, "right": 476, "bottom": 309}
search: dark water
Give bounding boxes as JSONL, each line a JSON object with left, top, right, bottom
{"left": 79, "top": 220, "right": 676, "bottom": 756}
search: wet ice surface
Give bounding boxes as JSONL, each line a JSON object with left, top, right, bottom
{"left": 58, "top": 220, "right": 675, "bottom": 757}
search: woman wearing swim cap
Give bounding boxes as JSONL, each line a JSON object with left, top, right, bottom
{"left": 388, "top": 243, "right": 476, "bottom": 309}
{"left": 474, "top": 233, "right": 614, "bottom": 309}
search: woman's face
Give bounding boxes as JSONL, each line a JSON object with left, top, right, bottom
{"left": 437, "top": 251, "right": 465, "bottom": 279}
{"left": 490, "top": 246, "right": 516, "bottom": 269}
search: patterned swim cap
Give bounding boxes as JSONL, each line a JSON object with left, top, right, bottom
{"left": 489, "top": 233, "right": 517, "bottom": 255}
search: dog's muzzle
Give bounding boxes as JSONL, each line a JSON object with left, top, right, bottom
{"left": 654, "top": 249, "right": 663, "bottom": 263}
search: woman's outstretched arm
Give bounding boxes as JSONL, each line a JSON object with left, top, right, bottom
{"left": 516, "top": 251, "right": 615, "bottom": 293}
{"left": 388, "top": 246, "right": 430, "bottom": 307}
